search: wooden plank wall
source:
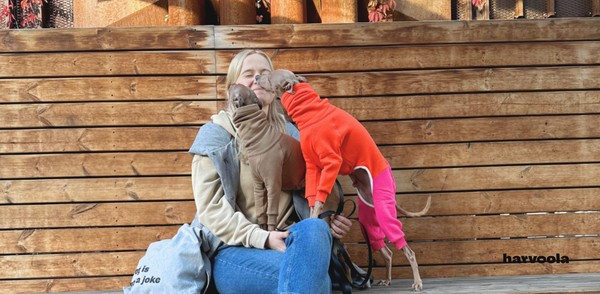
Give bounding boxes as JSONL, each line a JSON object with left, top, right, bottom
{"left": 1, "top": 19, "right": 600, "bottom": 293}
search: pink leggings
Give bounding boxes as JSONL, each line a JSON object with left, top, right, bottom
{"left": 357, "top": 164, "right": 407, "bottom": 252}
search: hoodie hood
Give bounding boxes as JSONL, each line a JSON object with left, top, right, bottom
{"left": 280, "top": 83, "right": 333, "bottom": 130}
{"left": 212, "top": 110, "right": 236, "bottom": 136}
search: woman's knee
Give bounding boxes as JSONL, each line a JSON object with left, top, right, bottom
{"left": 288, "top": 218, "right": 332, "bottom": 245}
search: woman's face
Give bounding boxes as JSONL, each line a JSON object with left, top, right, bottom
{"left": 235, "top": 54, "right": 275, "bottom": 112}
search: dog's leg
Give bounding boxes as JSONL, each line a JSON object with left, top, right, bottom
{"left": 401, "top": 245, "right": 422, "bottom": 291}
{"left": 309, "top": 201, "right": 324, "bottom": 218}
{"left": 376, "top": 245, "right": 393, "bottom": 286}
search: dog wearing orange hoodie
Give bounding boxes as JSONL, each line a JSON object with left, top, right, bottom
{"left": 256, "top": 69, "right": 430, "bottom": 291}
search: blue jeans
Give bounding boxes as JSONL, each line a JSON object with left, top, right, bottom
{"left": 212, "top": 218, "right": 333, "bottom": 294}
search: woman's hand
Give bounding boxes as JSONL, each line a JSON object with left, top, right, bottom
{"left": 265, "top": 231, "right": 289, "bottom": 252}
{"left": 330, "top": 213, "right": 352, "bottom": 239}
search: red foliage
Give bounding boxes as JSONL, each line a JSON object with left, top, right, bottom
{"left": 0, "top": 0, "right": 46, "bottom": 28}
{"left": 0, "top": 0, "right": 13, "bottom": 24}
{"left": 367, "top": 0, "right": 397, "bottom": 22}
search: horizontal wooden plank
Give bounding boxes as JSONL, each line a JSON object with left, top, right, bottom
{"left": 0, "top": 76, "right": 217, "bottom": 103}
{"left": 0, "top": 51, "right": 216, "bottom": 78}
{"left": 367, "top": 114, "right": 600, "bottom": 145}
{"left": 0, "top": 101, "right": 216, "bottom": 128}
{"left": 0, "top": 226, "right": 179, "bottom": 254}
{"left": 0, "top": 201, "right": 196, "bottom": 229}
{"left": 368, "top": 260, "right": 600, "bottom": 280}
{"left": 376, "top": 273, "right": 600, "bottom": 294}
{"left": 0, "top": 127, "right": 200, "bottom": 154}
{"left": 342, "top": 188, "right": 600, "bottom": 217}
{"left": 214, "top": 18, "right": 600, "bottom": 48}
{"left": 342, "top": 212, "right": 600, "bottom": 242}
{"left": 1, "top": 245, "right": 598, "bottom": 281}
{"left": 382, "top": 140, "right": 600, "bottom": 168}
{"left": 329, "top": 91, "right": 600, "bottom": 121}
{"left": 3, "top": 274, "right": 600, "bottom": 294}
{"left": 0, "top": 252, "right": 143, "bottom": 279}
{"left": 339, "top": 164, "right": 600, "bottom": 193}
{"left": 217, "top": 66, "right": 600, "bottom": 98}
{"left": 1, "top": 177, "right": 192, "bottom": 204}
{"left": 5, "top": 132, "right": 599, "bottom": 170}
{"left": 216, "top": 42, "right": 600, "bottom": 73}
{"left": 0, "top": 26, "right": 213, "bottom": 52}
{"left": 5, "top": 151, "right": 600, "bottom": 187}
{"left": 347, "top": 237, "right": 600, "bottom": 266}
{"left": 0, "top": 276, "right": 131, "bottom": 294}
{"left": 0, "top": 152, "right": 192, "bottom": 179}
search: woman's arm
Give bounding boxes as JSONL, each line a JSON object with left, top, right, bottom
{"left": 192, "top": 154, "right": 270, "bottom": 249}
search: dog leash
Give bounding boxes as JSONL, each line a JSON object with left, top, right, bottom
{"left": 319, "top": 181, "right": 374, "bottom": 293}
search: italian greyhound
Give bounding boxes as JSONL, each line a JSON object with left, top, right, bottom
{"left": 255, "top": 70, "right": 430, "bottom": 291}
{"left": 229, "top": 83, "right": 306, "bottom": 231}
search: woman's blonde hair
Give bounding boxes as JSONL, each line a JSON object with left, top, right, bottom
{"left": 225, "top": 49, "right": 288, "bottom": 161}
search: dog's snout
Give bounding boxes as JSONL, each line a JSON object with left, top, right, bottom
{"left": 255, "top": 75, "right": 260, "bottom": 80}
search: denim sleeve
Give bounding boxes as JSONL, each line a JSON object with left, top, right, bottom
{"left": 286, "top": 122, "right": 300, "bottom": 141}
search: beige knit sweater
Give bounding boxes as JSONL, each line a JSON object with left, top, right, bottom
{"left": 192, "top": 111, "right": 295, "bottom": 249}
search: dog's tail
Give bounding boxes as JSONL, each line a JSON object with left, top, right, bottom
{"left": 396, "top": 195, "right": 431, "bottom": 217}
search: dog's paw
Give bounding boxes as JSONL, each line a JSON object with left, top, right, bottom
{"left": 412, "top": 279, "right": 422, "bottom": 291}
{"left": 376, "top": 280, "right": 391, "bottom": 287}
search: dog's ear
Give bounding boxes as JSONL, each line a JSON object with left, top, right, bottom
{"left": 296, "top": 75, "right": 307, "bottom": 83}
{"left": 282, "top": 79, "right": 295, "bottom": 94}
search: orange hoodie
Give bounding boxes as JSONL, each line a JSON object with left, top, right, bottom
{"left": 281, "top": 83, "right": 389, "bottom": 206}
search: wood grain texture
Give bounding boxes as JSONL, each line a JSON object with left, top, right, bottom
{"left": 0, "top": 251, "right": 143, "bottom": 279}
{"left": 0, "top": 101, "right": 216, "bottom": 128}
{"left": 368, "top": 260, "right": 600, "bottom": 280}
{"left": 219, "top": 0, "right": 256, "bottom": 25}
{"left": 214, "top": 18, "right": 600, "bottom": 48}
{"left": 0, "top": 76, "right": 217, "bottom": 103}
{"left": 1, "top": 177, "right": 193, "bottom": 204}
{"left": 105, "top": 0, "right": 170, "bottom": 27}
{"left": 341, "top": 212, "right": 600, "bottom": 242}
{"left": 394, "top": 0, "right": 452, "bottom": 20}
{"left": 271, "top": 0, "right": 307, "bottom": 24}
{"left": 217, "top": 66, "right": 600, "bottom": 98}
{"left": 338, "top": 163, "right": 600, "bottom": 193}
{"left": 347, "top": 237, "right": 600, "bottom": 266}
{"left": 1, "top": 201, "right": 196, "bottom": 229}
{"left": 328, "top": 91, "right": 600, "bottom": 121}
{"left": 0, "top": 276, "right": 132, "bottom": 294}
{"left": 0, "top": 26, "right": 213, "bottom": 52}
{"left": 0, "top": 127, "right": 200, "bottom": 153}
{"left": 75, "top": 0, "right": 169, "bottom": 28}
{"left": 0, "top": 226, "right": 179, "bottom": 254}
{"left": 0, "top": 51, "right": 216, "bottom": 77}
{"left": 0, "top": 152, "right": 192, "bottom": 179}
{"left": 380, "top": 139, "right": 600, "bottom": 168}
{"left": 365, "top": 115, "right": 600, "bottom": 145}
{"left": 321, "top": 0, "right": 357, "bottom": 23}
{"left": 216, "top": 42, "right": 600, "bottom": 73}
{"left": 341, "top": 188, "right": 600, "bottom": 216}
{"left": 168, "top": 0, "right": 204, "bottom": 25}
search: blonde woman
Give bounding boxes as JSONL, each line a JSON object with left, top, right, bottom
{"left": 188, "top": 49, "right": 353, "bottom": 294}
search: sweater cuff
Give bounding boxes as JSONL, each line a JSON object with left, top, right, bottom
{"left": 250, "top": 227, "right": 270, "bottom": 249}
{"left": 315, "top": 191, "right": 329, "bottom": 205}
{"left": 394, "top": 237, "right": 408, "bottom": 250}
{"left": 306, "top": 194, "right": 316, "bottom": 207}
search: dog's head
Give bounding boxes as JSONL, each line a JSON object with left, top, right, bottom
{"left": 228, "top": 83, "right": 263, "bottom": 109}
{"left": 255, "top": 69, "right": 308, "bottom": 98}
